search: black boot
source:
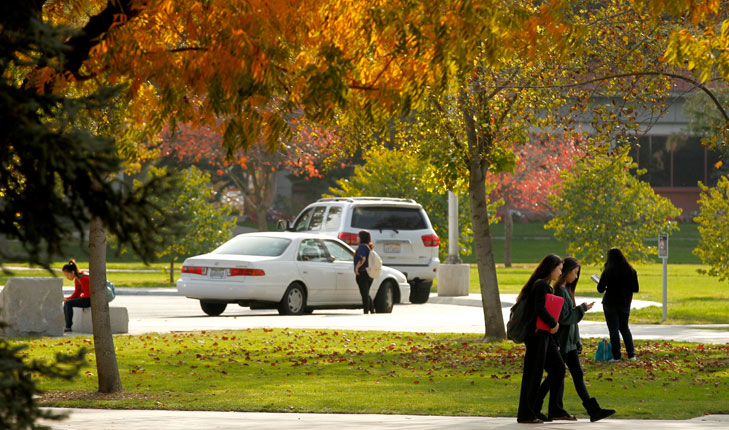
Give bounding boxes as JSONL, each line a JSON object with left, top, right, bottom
{"left": 583, "top": 397, "right": 615, "bottom": 422}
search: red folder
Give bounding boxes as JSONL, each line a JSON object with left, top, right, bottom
{"left": 537, "top": 293, "right": 564, "bottom": 331}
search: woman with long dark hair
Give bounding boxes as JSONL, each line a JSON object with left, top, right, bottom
{"left": 597, "top": 248, "right": 639, "bottom": 361}
{"left": 61, "top": 259, "right": 90, "bottom": 332}
{"left": 535, "top": 257, "right": 616, "bottom": 422}
{"left": 516, "top": 254, "right": 573, "bottom": 424}
{"left": 353, "top": 230, "right": 374, "bottom": 314}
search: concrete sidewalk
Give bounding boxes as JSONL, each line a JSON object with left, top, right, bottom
{"left": 41, "top": 408, "right": 729, "bottom": 429}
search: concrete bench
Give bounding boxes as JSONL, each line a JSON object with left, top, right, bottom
{"left": 71, "top": 306, "right": 129, "bottom": 334}
{"left": 0, "top": 277, "right": 65, "bottom": 337}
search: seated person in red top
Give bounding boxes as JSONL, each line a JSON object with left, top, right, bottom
{"left": 62, "top": 259, "right": 90, "bottom": 333}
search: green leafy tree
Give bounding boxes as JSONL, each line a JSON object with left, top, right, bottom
{"left": 546, "top": 148, "right": 681, "bottom": 266}
{"left": 694, "top": 176, "right": 729, "bottom": 282}
{"left": 325, "top": 149, "right": 495, "bottom": 260}
{"left": 154, "top": 167, "right": 235, "bottom": 282}
{"left": 0, "top": 324, "right": 85, "bottom": 429}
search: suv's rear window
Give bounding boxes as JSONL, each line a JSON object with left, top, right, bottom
{"left": 350, "top": 206, "right": 427, "bottom": 230}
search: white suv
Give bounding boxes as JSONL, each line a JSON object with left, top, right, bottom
{"left": 281, "top": 197, "right": 440, "bottom": 303}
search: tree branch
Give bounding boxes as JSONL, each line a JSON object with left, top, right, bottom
{"left": 500, "top": 71, "right": 729, "bottom": 123}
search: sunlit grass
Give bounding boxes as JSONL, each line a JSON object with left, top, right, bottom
{"left": 20, "top": 329, "right": 729, "bottom": 419}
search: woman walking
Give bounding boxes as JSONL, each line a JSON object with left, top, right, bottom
{"left": 354, "top": 230, "right": 374, "bottom": 314}
{"left": 597, "top": 248, "right": 640, "bottom": 361}
{"left": 62, "top": 259, "right": 90, "bottom": 332}
{"left": 536, "top": 257, "right": 616, "bottom": 422}
{"left": 516, "top": 254, "right": 572, "bottom": 424}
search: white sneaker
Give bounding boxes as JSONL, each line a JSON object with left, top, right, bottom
{"left": 607, "top": 358, "right": 622, "bottom": 363}
{"left": 628, "top": 356, "right": 637, "bottom": 361}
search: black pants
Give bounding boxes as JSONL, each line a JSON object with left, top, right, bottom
{"left": 356, "top": 273, "right": 374, "bottom": 313}
{"left": 517, "top": 330, "right": 567, "bottom": 421}
{"left": 537, "top": 349, "right": 591, "bottom": 413}
{"left": 604, "top": 307, "right": 634, "bottom": 359}
{"left": 64, "top": 297, "right": 91, "bottom": 329}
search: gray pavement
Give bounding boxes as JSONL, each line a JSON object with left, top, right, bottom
{"left": 40, "top": 408, "right": 729, "bottom": 429}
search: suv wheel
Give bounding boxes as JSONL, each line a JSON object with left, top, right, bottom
{"left": 409, "top": 280, "right": 432, "bottom": 304}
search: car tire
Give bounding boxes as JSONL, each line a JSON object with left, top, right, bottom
{"left": 278, "top": 283, "right": 307, "bottom": 315}
{"left": 409, "top": 280, "right": 432, "bottom": 304}
{"left": 200, "top": 300, "right": 227, "bottom": 316}
{"left": 374, "top": 281, "right": 395, "bottom": 313}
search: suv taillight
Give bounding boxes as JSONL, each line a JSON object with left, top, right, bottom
{"left": 338, "top": 232, "right": 359, "bottom": 246}
{"left": 421, "top": 234, "right": 439, "bottom": 247}
{"left": 229, "top": 268, "right": 265, "bottom": 276}
{"left": 181, "top": 266, "right": 207, "bottom": 275}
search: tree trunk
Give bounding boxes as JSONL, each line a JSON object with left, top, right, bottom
{"left": 503, "top": 198, "right": 513, "bottom": 268}
{"left": 169, "top": 258, "right": 175, "bottom": 284}
{"left": 463, "top": 109, "right": 506, "bottom": 340}
{"left": 88, "top": 216, "right": 123, "bottom": 393}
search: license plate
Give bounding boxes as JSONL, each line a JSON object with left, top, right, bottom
{"left": 383, "top": 243, "right": 400, "bottom": 254}
{"left": 209, "top": 268, "right": 225, "bottom": 279}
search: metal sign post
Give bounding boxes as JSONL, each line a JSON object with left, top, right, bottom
{"left": 658, "top": 233, "right": 668, "bottom": 322}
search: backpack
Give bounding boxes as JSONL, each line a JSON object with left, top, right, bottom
{"left": 594, "top": 338, "right": 613, "bottom": 362}
{"left": 82, "top": 274, "right": 116, "bottom": 302}
{"left": 506, "top": 299, "right": 530, "bottom": 343}
{"left": 105, "top": 279, "right": 117, "bottom": 302}
{"left": 366, "top": 249, "right": 383, "bottom": 278}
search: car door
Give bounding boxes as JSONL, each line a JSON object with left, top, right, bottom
{"left": 322, "top": 239, "right": 361, "bottom": 303}
{"left": 295, "top": 238, "right": 337, "bottom": 304}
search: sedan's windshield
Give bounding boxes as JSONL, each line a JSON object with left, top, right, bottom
{"left": 212, "top": 236, "right": 291, "bottom": 256}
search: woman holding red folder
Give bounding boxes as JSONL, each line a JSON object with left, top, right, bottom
{"left": 516, "top": 254, "right": 573, "bottom": 424}
{"left": 535, "top": 257, "right": 616, "bottom": 422}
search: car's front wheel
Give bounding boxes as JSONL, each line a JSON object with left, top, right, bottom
{"left": 409, "top": 280, "right": 432, "bottom": 304}
{"left": 374, "top": 281, "right": 395, "bottom": 313}
{"left": 200, "top": 300, "right": 227, "bottom": 316}
{"left": 278, "top": 283, "right": 307, "bottom": 315}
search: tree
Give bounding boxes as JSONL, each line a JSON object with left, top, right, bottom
{"left": 326, "top": 148, "right": 494, "bottom": 260}
{"left": 486, "top": 137, "right": 584, "bottom": 267}
{"left": 694, "top": 176, "right": 729, "bottom": 282}
{"left": 0, "top": 322, "right": 84, "bottom": 429}
{"left": 159, "top": 119, "right": 338, "bottom": 231}
{"left": 151, "top": 167, "right": 235, "bottom": 282}
{"left": 546, "top": 148, "right": 681, "bottom": 266}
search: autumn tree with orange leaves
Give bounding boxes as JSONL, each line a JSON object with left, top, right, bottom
{"left": 159, "top": 119, "right": 339, "bottom": 231}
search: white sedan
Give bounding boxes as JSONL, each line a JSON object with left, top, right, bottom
{"left": 177, "top": 232, "right": 411, "bottom": 316}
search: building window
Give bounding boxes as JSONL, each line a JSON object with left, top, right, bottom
{"left": 632, "top": 135, "right": 720, "bottom": 188}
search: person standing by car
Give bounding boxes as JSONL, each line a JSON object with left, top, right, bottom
{"left": 536, "top": 257, "right": 616, "bottom": 422}
{"left": 516, "top": 254, "right": 572, "bottom": 424}
{"left": 597, "top": 248, "right": 640, "bottom": 361}
{"left": 62, "top": 259, "right": 91, "bottom": 332}
{"left": 354, "top": 230, "right": 374, "bottom": 314}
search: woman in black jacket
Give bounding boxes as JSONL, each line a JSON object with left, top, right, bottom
{"left": 597, "top": 248, "right": 640, "bottom": 361}
{"left": 516, "top": 254, "right": 573, "bottom": 424}
{"left": 536, "top": 257, "right": 615, "bottom": 422}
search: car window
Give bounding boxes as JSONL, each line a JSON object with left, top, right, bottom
{"left": 297, "top": 239, "right": 330, "bottom": 262}
{"left": 323, "top": 240, "right": 354, "bottom": 262}
{"left": 292, "top": 207, "right": 314, "bottom": 231}
{"left": 212, "top": 236, "right": 291, "bottom": 256}
{"left": 323, "top": 206, "right": 342, "bottom": 230}
{"left": 350, "top": 206, "right": 427, "bottom": 230}
{"left": 307, "top": 206, "right": 327, "bottom": 231}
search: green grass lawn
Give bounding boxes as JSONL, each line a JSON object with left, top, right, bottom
{"left": 21, "top": 329, "right": 729, "bottom": 419}
{"left": 461, "top": 221, "right": 702, "bottom": 265}
{"left": 441, "top": 263, "right": 729, "bottom": 325}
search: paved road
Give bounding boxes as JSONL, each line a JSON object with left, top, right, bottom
{"left": 82, "top": 288, "right": 729, "bottom": 344}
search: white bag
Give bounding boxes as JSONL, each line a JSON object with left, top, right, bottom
{"left": 366, "top": 249, "right": 383, "bottom": 278}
